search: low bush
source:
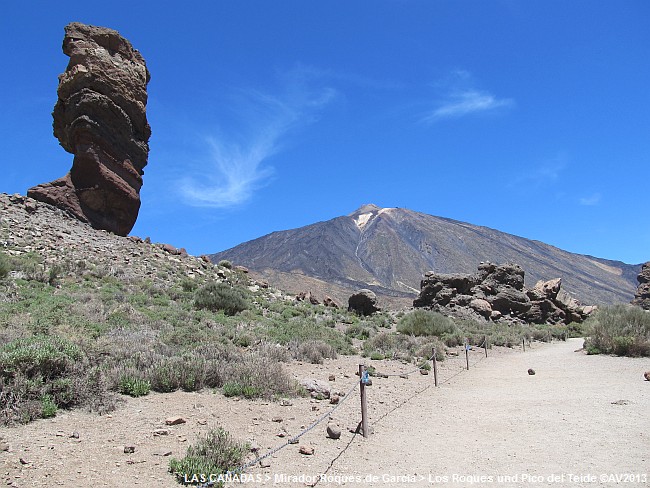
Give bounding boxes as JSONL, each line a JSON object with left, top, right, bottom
{"left": 363, "top": 331, "right": 418, "bottom": 361}
{"left": 118, "top": 376, "right": 151, "bottom": 397}
{"left": 218, "top": 260, "right": 232, "bottom": 269}
{"left": 41, "top": 394, "right": 58, "bottom": 418}
{"left": 584, "top": 305, "right": 650, "bottom": 357}
{"left": 0, "top": 335, "right": 83, "bottom": 380}
{"left": 345, "top": 323, "right": 372, "bottom": 339}
{"left": 0, "top": 335, "right": 120, "bottom": 425}
{"left": 397, "top": 310, "right": 457, "bottom": 337}
{"left": 222, "top": 355, "right": 298, "bottom": 399}
{"left": 263, "top": 318, "right": 354, "bottom": 355}
{"left": 194, "top": 282, "right": 249, "bottom": 316}
{"left": 148, "top": 357, "right": 183, "bottom": 392}
{"left": 169, "top": 428, "right": 248, "bottom": 486}
{"left": 289, "top": 340, "right": 337, "bottom": 364}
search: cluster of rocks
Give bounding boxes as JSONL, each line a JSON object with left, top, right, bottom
{"left": 413, "top": 262, "right": 595, "bottom": 325}
{"left": 631, "top": 262, "right": 650, "bottom": 310}
{"left": 28, "top": 22, "right": 151, "bottom": 236}
{"left": 295, "top": 291, "right": 339, "bottom": 308}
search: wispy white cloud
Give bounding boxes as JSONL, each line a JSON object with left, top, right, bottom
{"left": 180, "top": 69, "right": 335, "bottom": 209}
{"left": 423, "top": 70, "right": 513, "bottom": 122}
{"left": 425, "top": 90, "right": 514, "bottom": 122}
{"left": 180, "top": 133, "right": 278, "bottom": 208}
{"left": 579, "top": 193, "right": 601, "bottom": 206}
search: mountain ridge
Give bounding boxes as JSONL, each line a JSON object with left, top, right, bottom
{"left": 210, "top": 204, "right": 641, "bottom": 308}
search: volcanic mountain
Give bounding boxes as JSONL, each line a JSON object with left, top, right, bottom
{"left": 210, "top": 204, "right": 641, "bottom": 308}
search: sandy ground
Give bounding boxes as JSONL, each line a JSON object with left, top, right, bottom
{"left": 1, "top": 339, "right": 648, "bottom": 488}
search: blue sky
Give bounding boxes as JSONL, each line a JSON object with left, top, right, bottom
{"left": 1, "top": 1, "right": 648, "bottom": 264}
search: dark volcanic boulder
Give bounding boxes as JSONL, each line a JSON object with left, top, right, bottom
{"left": 28, "top": 22, "right": 151, "bottom": 236}
{"left": 631, "top": 262, "right": 650, "bottom": 310}
{"left": 348, "top": 289, "right": 381, "bottom": 315}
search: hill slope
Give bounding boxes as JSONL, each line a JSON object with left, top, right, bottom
{"left": 211, "top": 204, "right": 641, "bottom": 307}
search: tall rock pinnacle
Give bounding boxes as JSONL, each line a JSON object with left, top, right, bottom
{"left": 28, "top": 22, "right": 151, "bottom": 236}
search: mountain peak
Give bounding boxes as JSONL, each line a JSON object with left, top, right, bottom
{"left": 349, "top": 203, "right": 382, "bottom": 216}
{"left": 349, "top": 204, "right": 397, "bottom": 230}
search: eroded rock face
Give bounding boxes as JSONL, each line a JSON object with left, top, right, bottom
{"left": 28, "top": 22, "right": 151, "bottom": 236}
{"left": 631, "top": 262, "right": 650, "bottom": 310}
{"left": 413, "top": 262, "right": 594, "bottom": 325}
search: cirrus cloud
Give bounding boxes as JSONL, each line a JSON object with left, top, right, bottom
{"left": 180, "top": 69, "right": 336, "bottom": 209}
{"left": 425, "top": 89, "right": 514, "bottom": 122}
{"left": 422, "top": 69, "right": 514, "bottom": 123}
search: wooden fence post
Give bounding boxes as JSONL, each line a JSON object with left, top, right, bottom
{"left": 522, "top": 337, "right": 526, "bottom": 352}
{"left": 359, "top": 364, "right": 368, "bottom": 438}
{"left": 484, "top": 336, "right": 488, "bottom": 358}
{"left": 432, "top": 347, "right": 438, "bottom": 387}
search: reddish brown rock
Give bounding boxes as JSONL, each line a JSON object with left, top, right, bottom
{"left": 28, "top": 22, "right": 151, "bottom": 236}
{"left": 298, "top": 445, "right": 314, "bottom": 455}
{"left": 323, "top": 296, "right": 339, "bottom": 308}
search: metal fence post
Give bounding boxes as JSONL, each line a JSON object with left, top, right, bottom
{"left": 432, "top": 347, "right": 438, "bottom": 387}
{"left": 465, "top": 339, "right": 470, "bottom": 370}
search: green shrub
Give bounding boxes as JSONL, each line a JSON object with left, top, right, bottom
{"left": 194, "top": 282, "right": 249, "bottom": 316}
{"left": 41, "top": 394, "right": 58, "bottom": 418}
{"left": 148, "top": 358, "right": 182, "bottom": 392}
{"left": 46, "top": 378, "right": 74, "bottom": 408}
{"left": 345, "top": 323, "right": 372, "bottom": 339}
{"left": 584, "top": 305, "right": 650, "bottom": 357}
{"left": 218, "top": 260, "right": 233, "bottom": 269}
{"left": 397, "top": 310, "right": 457, "bottom": 337}
{"left": 263, "top": 317, "right": 354, "bottom": 355}
{"left": 118, "top": 376, "right": 151, "bottom": 397}
{"left": 566, "top": 321, "right": 586, "bottom": 338}
{"left": 414, "top": 339, "right": 447, "bottom": 361}
{"left": 0, "top": 335, "right": 83, "bottom": 380}
{"left": 169, "top": 428, "right": 248, "bottom": 486}
{"left": 363, "top": 331, "right": 417, "bottom": 360}
{"left": 222, "top": 381, "right": 261, "bottom": 399}
{"left": 281, "top": 307, "right": 304, "bottom": 319}
{"left": 178, "top": 357, "right": 207, "bottom": 392}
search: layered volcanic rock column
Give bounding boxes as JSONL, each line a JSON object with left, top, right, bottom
{"left": 28, "top": 22, "right": 151, "bottom": 236}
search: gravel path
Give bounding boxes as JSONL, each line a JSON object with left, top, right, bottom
{"left": 323, "top": 338, "right": 649, "bottom": 488}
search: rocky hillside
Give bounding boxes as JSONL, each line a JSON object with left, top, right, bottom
{"left": 211, "top": 204, "right": 641, "bottom": 308}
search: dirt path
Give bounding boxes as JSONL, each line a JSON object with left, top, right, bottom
{"left": 1, "top": 340, "right": 648, "bottom": 487}
{"left": 317, "top": 338, "right": 649, "bottom": 488}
